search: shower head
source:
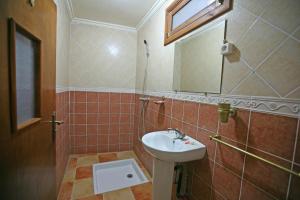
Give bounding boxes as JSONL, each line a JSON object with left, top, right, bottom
{"left": 144, "top": 39, "right": 150, "bottom": 57}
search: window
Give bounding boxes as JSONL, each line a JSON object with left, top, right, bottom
{"left": 165, "top": 0, "right": 232, "bottom": 45}
{"left": 9, "top": 18, "right": 41, "bottom": 133}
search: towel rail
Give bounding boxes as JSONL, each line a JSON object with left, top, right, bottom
{"left": 209, "top": 135, "right": 300, "bottom": 177}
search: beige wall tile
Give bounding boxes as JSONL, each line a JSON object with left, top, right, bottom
{"left": 294, "top": 28, "right": 300, "bottom": 40}
{"left": 222, "top": 59, "right": 251, "bottom": 93}
{"left": 286, "top": 87, "right": 300, "bottom": 99}
{"left": 235, "top": 0, "right": 272, "bottom": 16}
{"left": 135, "top": 1, "right": 300, "bottom": 99}
{"left": 262, "top": 0, "right": 300, "bottom": 33}
{"left": 231, "top": 73, "right": 279, "bottom": 97}
{"left": 226, "top": 5, "right": 257, "bottom": 43}
{"left": 238, "top": 19, "right": 286, "bottom": 68}
{"left": 56, "top": 0, "right": 71, "bottom": 87}
{"left": 69, "top": 23, "right": 137, "bottom": 89}
{"left": 256, "top": 38, "right": 300, "bottom": 96}
{"left": 135, "top": 0, "right": 175, "bottom": 92}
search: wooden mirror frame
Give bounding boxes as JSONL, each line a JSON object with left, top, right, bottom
{"left": 164, "top": 0, "right": 232, "bottom": 45}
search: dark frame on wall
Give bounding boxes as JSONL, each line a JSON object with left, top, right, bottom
{"left": 8, "top": 18, "right": 42, "bottom": 133}
{"left": 164, "top": 0, "right": 232, "bottom": 45}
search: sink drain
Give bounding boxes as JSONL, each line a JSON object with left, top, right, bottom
{"left": 126, "top": 173, "right": 133, "bottom": 178}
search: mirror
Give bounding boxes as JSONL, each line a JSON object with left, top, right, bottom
{"left": 173, "top": 20, "right": 225, "bottom": 94}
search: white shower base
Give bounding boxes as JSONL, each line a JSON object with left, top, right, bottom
{"left": 93, "top": 159, "right": 149, "bottom": 194}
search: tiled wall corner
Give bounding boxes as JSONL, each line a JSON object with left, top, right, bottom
{"left": 56, "top": 91, "right": 70, "bottom": 191}
{"left": 133, "top": 94, "right": 300, "bottom": 200}
{"left": 69, "top": 91, "right": 135, "bottom": 154}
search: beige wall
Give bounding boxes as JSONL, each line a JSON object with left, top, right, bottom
{"left": 69, "top": 22, "right": 137, "bottom": 90}
{"left": 56, "top": 0, "right": 71, "bottom": 88}
{"left": 136, "top": 0, "right": 175, "bottom": 92}
{"left": 136, "top": 0, "right": 300, "bottom": 99}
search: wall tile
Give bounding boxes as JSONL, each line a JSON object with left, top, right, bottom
{"left": 235, "top": 0, "right": 272, "bottom": 16}
{"left": 193, "top": 156, "right": 214, "bottom": 185}
{"left": 198, "top": 104, "right": 219, "bottom": 132}
{"left": 75, "top": 91, "right": 87, "bottom": 102}
{"left": 262, "top": 0, "right": 300, "bottom": 33}
{"left": 218, "top": 109, "right": 250, "bottom": 144}
{"left": 256, "top": 38, "right": 300, "bottom": 97}
{"left": 238, "top": 19, "right": 286, "bottom": 68}
{"left": 196, "top": 129, "right": 216, "bottom": 160}
{"left": 191, "top": 175, "right": 211, "bottom": 200}
{"left": 248, "top": 112, "right": 297, "bottom": 160}
{"left": 243, "top": 148, "right": 291, "bottom": 199}
{"left": 215, "top": 139, "right": 246, "bottom": 176}
{"left": 172, "top": 100, "right": 184, "bottom": 120}
{"left": 231, "top": 73, "right": 279, "bottom": 97}
{"left": 295, "top": 128, "right": 300, "bottom": 165}
{"left": 240, "top": 179, "right": 276, "bottom": 200}
{"left": 183, "top": 101, "right": 199, "bottom": 126}
{"left": 212, "top": 163, "right": 241, "bottom": 200}
{"left": 288, "top": 165, "right": 300, "bottom": 200}
{"left": 87, "top": 92, "right": 98, "bottom": 102}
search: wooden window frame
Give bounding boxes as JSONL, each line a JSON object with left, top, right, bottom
{"left": 164, "top": 0, "right": 232, "bottom": 45}
{"left": 8, "top": 18, "right": 42, "bottom": 133}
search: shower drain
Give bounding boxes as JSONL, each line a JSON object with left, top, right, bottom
{"left": 126, "top": 173, "right": 133, "bottom": 178}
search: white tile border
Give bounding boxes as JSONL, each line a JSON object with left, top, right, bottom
{"left": 136, "top": 90, "right": 300, "bottom": 118}
{"left": 56, "top": 86, "right": 300, "bottom": 118}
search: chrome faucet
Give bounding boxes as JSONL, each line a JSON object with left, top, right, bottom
{"left": 167, "top": 128, "right": 186, "bottom": 141}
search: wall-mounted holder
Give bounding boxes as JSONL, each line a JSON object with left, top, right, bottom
{"left": 153, "top": 96, "right": 166, "bottom": 105}
{"left": 218, "top": 103, "right": 237, "bottom": 123}
{"left": 139, "top": 96, "right": 150, "bottom": 102}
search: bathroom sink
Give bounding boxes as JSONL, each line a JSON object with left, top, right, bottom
{"left": 142, "top": 130, "right": 206, "bottom": 162}
{"left": 142, "top": 130, "right": 206, "bottom": 200}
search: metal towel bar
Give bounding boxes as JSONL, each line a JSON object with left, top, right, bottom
{"left": 209, "top": 135, "right": 300, "bottom": 177}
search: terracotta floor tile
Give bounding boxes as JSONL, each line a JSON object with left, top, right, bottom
{"left": 103, "top": 188, "right": 135, "bottom": 200}
{"left": 131, "top": 183, "right": 152, "bottom": 200}
{"left": 77, "top": 155, "right": 99, "bottom": 167}
{"left": 59, "top": 151, "right": 152, "bottom": 200}
{"left": 98, "top": 153, "right": 118, "bottom": 162}
{"left": 58, "top": 181, "right": 73, "bottom": 200}
{"left": 72, "top": 178, "right": 94, "bottom": 199}
{"left": 68, "top": 158, "right": 78, "bottom": 170}
{"left": 76, "top": 166, "right": 93, "bottom": 180}
{"left": 77, "top": 194, "right": 103, "bottom": 200}
{"left": 63, "top": 169, "right": 76, "bottom": 182}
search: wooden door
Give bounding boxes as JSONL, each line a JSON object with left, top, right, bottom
{"left": 0, "top": 0, "right": 57, "bottom": 199}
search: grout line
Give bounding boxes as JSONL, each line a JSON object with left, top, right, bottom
{"left": 228, "top": 71, "right": 253, "bottom": 94}
{"left": 209, "top": 112, "right": 221, "bottom": 200}
{"left": 284, "top": 85, "right": 300, "bottom": 98}
{"left": 254, "top": 72, "right": 282, "bottom": 98}
{"left": 254, "top": 36, "right": 289, "bottom": 71}
{"left": 286, "top": 117, "right": 300, "bottom": 199}
{"left": 238, "top": 109, "right": 252, "bottom": 200}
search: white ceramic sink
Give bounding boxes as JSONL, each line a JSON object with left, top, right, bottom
{"left": 142, "top": 130, "right": 206, "bottom": 162}
{"left": 142, "top": 130, "right": 206, "bottom": 200}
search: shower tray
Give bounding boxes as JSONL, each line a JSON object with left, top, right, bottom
{"left": 93, "top": 159, "right": 149, "bottom": 194}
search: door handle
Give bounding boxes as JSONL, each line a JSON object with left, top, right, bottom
{"left": 43, "top": 112, "right": 64, "bottom": 138}
{"left": 47, "top": 120, "right": 64, "bottom": 125}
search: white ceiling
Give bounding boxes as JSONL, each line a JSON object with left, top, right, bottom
{"left": 70, "top": 0, "right": 159, "bottom": 28}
